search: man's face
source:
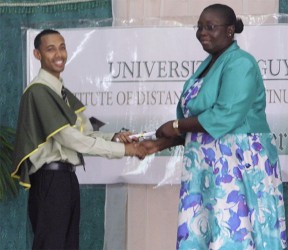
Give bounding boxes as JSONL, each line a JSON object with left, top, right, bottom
{"left": 34, "top": 33, "right": 67, "bottom": 78}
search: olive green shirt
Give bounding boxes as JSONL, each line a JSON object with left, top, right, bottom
{"left": 12, "top": 69, "right": 124, "bottom": 187}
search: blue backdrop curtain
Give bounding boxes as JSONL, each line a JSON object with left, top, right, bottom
{"left": 1, "top": 1, "right": 288, "bottom": 250}
{"left": 0, "top": 1, "right": 111, "bottom": 249}
{"left": 280, "top": 0, "right": 288, "bottom": 13}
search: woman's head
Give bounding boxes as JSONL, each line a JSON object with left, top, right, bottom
{"left": 196, "top": 4, "right": 244, "bottom": 57}
{"left": 203, "top": 4, "right": 244, "bottom": 34}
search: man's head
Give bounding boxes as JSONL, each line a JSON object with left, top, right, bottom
{"left": 33, "top": 29, "right": 67, "bottom": 79}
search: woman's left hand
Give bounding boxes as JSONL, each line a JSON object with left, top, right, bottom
{"left": 156, "top": 120, "right": 179, "bottom": 138}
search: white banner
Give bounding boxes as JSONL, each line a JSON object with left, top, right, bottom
{"left": 26, "top": 26, "right": 288, "bottom": 184}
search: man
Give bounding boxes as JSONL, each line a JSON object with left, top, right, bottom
{"left": 11, "top": 29, "right": 146, "bottom": 250}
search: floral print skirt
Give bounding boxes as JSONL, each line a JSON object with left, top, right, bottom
{"left": 177, "top": 133, "right": 287, "bottom": 250}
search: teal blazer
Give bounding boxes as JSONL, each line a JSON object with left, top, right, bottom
{"left": 177, "top": 41, "right": 270, "bottom": 139}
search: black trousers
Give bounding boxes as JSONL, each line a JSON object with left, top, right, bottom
{"left": 28, "top": 167, "right": 80, "bottom": 250}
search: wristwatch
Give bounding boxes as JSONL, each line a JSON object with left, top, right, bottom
{"left": 172, "top": 120, "right": 179, "bottom": 129}
{"left": 172, "top": 120, "right": 181, "bottom": 135}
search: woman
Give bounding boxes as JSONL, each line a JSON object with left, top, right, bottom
{"left": 145, "top": 4, "right": 287, "bottom": 250}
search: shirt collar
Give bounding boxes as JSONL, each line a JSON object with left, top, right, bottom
{"left": 36, "top": 69, "right": 64, "bottom": 95}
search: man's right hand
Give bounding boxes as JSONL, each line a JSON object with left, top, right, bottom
{"left": 124, "top": 143, "right": 147, "bottom": 160}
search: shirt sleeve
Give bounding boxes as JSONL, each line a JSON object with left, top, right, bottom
{"left": 86, "top": 131, "right": 116, "bottom": 141}
{"left": 78, "top": 112, "right": 116, "bottom": 141}
{"left": 198, "top": 56, "right": 258, "bottom": 139}
{"left": 53, "top": 126, "right": 125, "bottom": 159}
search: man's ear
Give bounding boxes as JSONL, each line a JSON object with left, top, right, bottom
{"left": 33, "top": 49, "right": 41, "bottom": 60}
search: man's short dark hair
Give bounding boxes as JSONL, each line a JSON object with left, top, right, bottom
{"left": 34, "top": 29, "right": 60, "bottom": 49}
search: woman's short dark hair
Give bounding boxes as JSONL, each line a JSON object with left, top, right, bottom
{"left": 204, "top": 4, "right": 244, "bottom": 34}
{"left": 34, "top": 29, "right": 60, "bottom": 49}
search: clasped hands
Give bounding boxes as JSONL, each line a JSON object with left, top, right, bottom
{"left": 112, "top": 120, "right": 182, "bottom": 160}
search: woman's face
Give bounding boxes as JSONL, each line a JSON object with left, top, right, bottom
{"left": 196, "top": 9, "right": 234, "bottom": 56}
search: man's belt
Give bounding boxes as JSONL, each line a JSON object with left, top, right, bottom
{"left": 42, "top": 161, "right": 76, "bottom": 172}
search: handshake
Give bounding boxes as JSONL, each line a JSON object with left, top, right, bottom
{"left": 112, "top": 125, "right": 185, "bottom": 160}
{"left": 113, "top": 130, "right": 158, "bottom": 160}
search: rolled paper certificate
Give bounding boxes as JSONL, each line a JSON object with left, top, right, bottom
{"left": 129, "top": 131, "right": 156, "bottom": 140}
{"left": 116, "top": 131, "right": 156, "bottom": 142}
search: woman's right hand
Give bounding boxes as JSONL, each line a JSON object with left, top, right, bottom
{"left": 141, "top": 137, "right": 185, "bottom": 154}
{"left": 124, "top": 143, "right": 147, "bottom": 160}
{"left": 140, "top": 140, "right": 160, "bottom": 155}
